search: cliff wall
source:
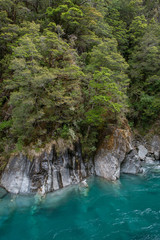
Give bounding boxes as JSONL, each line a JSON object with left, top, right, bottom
{"left": 1, "top": 124, "right": 160, "bottom": 194}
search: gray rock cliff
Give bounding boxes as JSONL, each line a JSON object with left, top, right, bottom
{"left": 0, "top": 143, "right": 94, "bottom": 194}
{"left": 94, "top": 126, "right": 132, "bottom": 181}
{"left": 121, "top": 150, "right": 141, "bottom": 174}
{"left": 1, "top": 129, "right": 160, "bottom": 194}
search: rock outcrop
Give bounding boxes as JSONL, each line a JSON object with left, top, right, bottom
{"left": 138, "top": 145, "right": 148, "bottom": 160}
{"left": 121, "top": 150, "right": 141, "bottom": 174}
{"left": 121, "top": 135, "right": 160, "bottom": 174}
{"left": 94, "top": 125, "right": 160, "bottom": 179}
{"left": 1, "top": 124, "right": 160, "bottom": 194}
{"left": 94, "top": 125, "right": 132, "bottom": 181}
{"left": 0, "top": 143, "right": 94, "bottom": 194}
{"left": 150, "top": 135, "right": 160, "bottom": 160}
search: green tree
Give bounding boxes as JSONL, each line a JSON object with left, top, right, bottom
{"left": 129, "top": 22, "right": 160, "bottom": 124}
{"left": 129, "top": 15, "right": 147, "bottom": 48}
{"left": 84, "top": 38, "right": 129, "bottom": 128}
{"left": 5, "top": 25, "right": 84, "bottom": 143}
{"left": 105, "top": 7, "right": 128, "bottom": 55}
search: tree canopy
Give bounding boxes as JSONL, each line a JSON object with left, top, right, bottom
{"left": 0, "top": 0, "right": 160, "bottom": 157}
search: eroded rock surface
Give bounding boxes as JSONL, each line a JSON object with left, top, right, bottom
{"left": 1, "top": 125, "right": 160, "bottom": 194}
{"left": 150, "top": 135, "right": 160, "bottom": 160}
{"left": 95, "top": 126, "right": 132, "bottom": 181}
{"left": 138, "top": 145, "right": 148, "bottom": 160}
{"left": 0, "top": 143, "right": 94, "bottom": 194}
{"left": 121, "top": 150, "right": 141, "bottom": 174}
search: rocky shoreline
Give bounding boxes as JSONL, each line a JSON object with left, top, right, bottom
{"left": 0, "top": 126, "right": 160, "bottom": 195}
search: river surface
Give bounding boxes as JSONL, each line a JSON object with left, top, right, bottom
{"left": 0, "top": 166, "right": 160, "bottom": 240}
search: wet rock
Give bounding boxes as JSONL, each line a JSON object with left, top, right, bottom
{"left": 121, "top": 150, "right": 141, "bottom": 175}
{"left": 138, "top": 145, "right": 148, "bottom": 160}
{"left": 81, "top": 179, "right": 88, "bottom": 188}
{"left": 145, "top": 157, "right": 155, "bottom": 165}
{"left": 151, "top": 165, "right": 160, "bottom": 173}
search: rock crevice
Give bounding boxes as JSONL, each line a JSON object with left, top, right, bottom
{"left": 0, "top": 143, "right": 94, "bottom": 194}
{"left": 1, "top": 128, "right": 160, "bottom": 194}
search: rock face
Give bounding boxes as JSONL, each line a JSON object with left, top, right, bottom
{"left": 121, "top": 150, "right": 141, "bottom": 174}
{"left": 95, "top": 127, "right": 132, "bottom": 181}
{"left": 145, "top": 157, "right": 155, "bottom": 165}
{"left": 0, "top": 143, "right": 94, "bottom": 194}
{"left": 94, "top": 128, "right": 160, "bottom": 179}
{"left": 121, "top": 135, "right": 160, "bottom": 174}
{"left": 138, "top": 145, "right": 148, "bottom": 160}
{"left": 150, "top": 135, "right": 160, "bottom": 160}
{"left": 1, "top": 126, "right": 160, "bottom": 194}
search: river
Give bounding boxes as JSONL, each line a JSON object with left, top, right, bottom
{"left": 0, "top": 165, "right": 160, "bottom": 240}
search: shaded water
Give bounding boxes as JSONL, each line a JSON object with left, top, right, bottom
{"left": 1, "top": 167, "right": 160, "bottom": 240}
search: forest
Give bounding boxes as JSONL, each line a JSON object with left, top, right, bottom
{"left": 0, "top": 0, "right": 160, "bottom": 163}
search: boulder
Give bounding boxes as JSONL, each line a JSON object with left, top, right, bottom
{"left": 154, "top": 151, "right": 160, "bottom": 160}
{"left": 138, "top": 145, "right": 148, "bottom": 160}
{"left": 95, "top": 126, "right": 132, "bottom": 181}
{"left": 145, "top": 157, "right": 155, "bottom": 165}
{"left": 121, "top": 150, "right": 141, "bottom": 175}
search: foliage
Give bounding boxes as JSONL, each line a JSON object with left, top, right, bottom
{"left": 1, "top": 0, "right": 160, "bottom": 157}
{"left": 128, "top": 22, "right": 160, "bottom": 125}
{"left": 0, "top": 120, "right": 12, "bottom": 132}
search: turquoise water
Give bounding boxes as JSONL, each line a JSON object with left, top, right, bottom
{"left": 1, "top": 169, "right": 160, "bottom": 240}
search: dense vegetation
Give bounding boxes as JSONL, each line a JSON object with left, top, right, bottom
{"left": 0, "top": 0, "right": 160, "bottom": 160}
